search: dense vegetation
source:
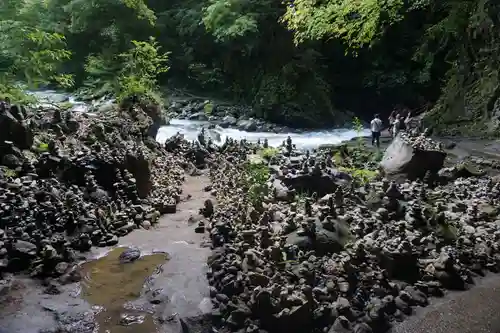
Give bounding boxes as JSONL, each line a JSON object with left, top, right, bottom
{"left": 0, "top": 0, "right": 499, "bottom": 133}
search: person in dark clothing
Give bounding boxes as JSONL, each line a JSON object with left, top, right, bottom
{"left": 3, "top": 97, "right": 10, "bottom": 111}
{"left": 0, "top": 97, "right": 9, "bottom": 113}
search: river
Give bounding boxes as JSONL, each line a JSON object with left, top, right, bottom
{"left": 29, "top": 90, "right": 369, "bottom": 149}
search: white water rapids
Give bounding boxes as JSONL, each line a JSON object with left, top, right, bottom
{"left": 156, "top": 119, "right": 368, "bottom": 150}
{"left": 29, "top": 90, "right": 369, "bottom": 149}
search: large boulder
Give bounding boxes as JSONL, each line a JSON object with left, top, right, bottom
{"left": 0, "top": 108, "right": 34, "bottom": 150}
{"left": 380, "top": 134, "right": 446, "bottom": 179}
{"left": 237, "top": 119, "right": 258, "bottom": 132}
{"left": 278, "top": 169, "right": 350, "bottom": 197}
{"left": 220, "top": 115, "right": 237, "bottom": 128}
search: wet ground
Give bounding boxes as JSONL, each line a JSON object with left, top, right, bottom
{"left": 4, "top": 137, "right": 500, "bottom": 333}
{"left": 80, "top": 247, "right": 168, "bottom": 333}
{"left": 0, "top": 173, "right": 213, "bottom": 333}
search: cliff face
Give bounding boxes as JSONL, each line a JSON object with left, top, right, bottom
{"left": 424, "top": 70, "right": 500, "bottom": 137}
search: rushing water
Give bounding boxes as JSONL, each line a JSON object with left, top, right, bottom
{"left": 28, "top": 90, "right": 90, "bottom": 112}
{"left": 28, "top": 90, "right": 369, "bottom": 149}
{"left": 156, "top": 119, "right": 369, "bottom": 150}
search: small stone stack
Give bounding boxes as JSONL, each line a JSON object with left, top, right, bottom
{"left": 0, "top": 103, "right": 196, "bottom": 280}
{"left": 201, "top": 137, "right": 500, "bottom": 333}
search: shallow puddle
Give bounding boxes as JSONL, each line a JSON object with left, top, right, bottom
{"left": 80, "top": 247, "right": 169, "bottom": 333}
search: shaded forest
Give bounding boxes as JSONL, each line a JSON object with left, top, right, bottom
{"left": 0, "top": 0, "right": 499, "bottom": 133}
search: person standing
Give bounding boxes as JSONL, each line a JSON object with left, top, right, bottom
{"left": 392, "top": 114, "right": 401, "bottom": 137}
{"left": 388, "top": 110, "right": 396, "bottom": 133}
{"left": 0, "top": 97, "right": 9, "bottom": 113}
{"left": 370, "top": 114, "right": 383, "bottom": 147}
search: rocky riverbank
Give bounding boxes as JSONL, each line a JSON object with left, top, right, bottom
{"left": 0, "top": 100, "right": 209, "bottom": 284}
{"left": 165, "top": 97, "right": 343, "bottom": 134}
{"left": 4, "top": 94, "right": 500, "bottom": 333}
{"left": 199, "top": 132, "right": 500, "bottom": 333}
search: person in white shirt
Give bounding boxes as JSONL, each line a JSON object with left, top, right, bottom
{"left": 370, "top": 114, "right": 383, "bottom": 147}
{"left": 392, "top": 114, "right": 401, "bottom": 138}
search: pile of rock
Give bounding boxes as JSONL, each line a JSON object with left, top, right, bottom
{"left": 201, "top": 137, "right": 500, "bottom": 333}
{"left": 380, "top": 132, "right": 446, "bottom": 180}
{"left": 0, "top": 102, "right": 192, "bottom": 281}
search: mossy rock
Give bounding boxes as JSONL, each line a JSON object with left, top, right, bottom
{"left": 456, "top": 162, "right": 485, "bottom": 177}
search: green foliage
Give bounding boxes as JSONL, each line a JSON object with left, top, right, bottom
{"left": 0, "top": 1, "right": 73, "bottom": 102}
{"left": 80, "top": 37, "right": 169, "bottom": 104}
{"left": 17, "top": 30, "right": 74, "bottom": 88}
{"left": 339, "top": 166, "right": 378, "bottom": 184}
{"left": 243, "top": 162, "right": 269, "bottom": 206}
{"left": 257, "top": 147, "right": 279, "bottom": 159}
{"left": 202, "top": 0, "right": 259, "bottom": 41}
{"left": 331, "top": 143, "right": 380, "bottom": 184}
{"left": 121, "top": 0, "right": 156, "bottom": 25}
{"left": 281, "top": 0, "right": 405, "bottom": 49}
{"left": 352, "top": 117, "right": 363, "bottom": 135}
{"left": 0, "top": 0, "right": 497, "bottom": 135}
{"left": 352, "top": 116, "right": 364, "bottom": 146}
{"left": 0, "top": 79, "right": 37, "bottom": 104}
{"left": 116, "top": 38, "right": 169, "bottom": 104}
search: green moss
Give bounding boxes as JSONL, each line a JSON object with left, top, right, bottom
{"left": 37, "top": 142, "right": 49, "bottom": 152}
{"left": 3, "top": 168, "right": 17, "bottom": 178}
{"left": 203, "top": 102, "right": 214, "bottom": 115}
{"left": 257, "top": 147, "right": 279, "bottom": 159}
{"left": 339, "top": 166, "right": 378, "bottom": 184}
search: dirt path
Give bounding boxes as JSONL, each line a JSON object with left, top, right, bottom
{"left": 117, "top": 173, "right": 213, "bottom": 324}
{"left": 0, "top": 173, "right": 214, "bottom": 333}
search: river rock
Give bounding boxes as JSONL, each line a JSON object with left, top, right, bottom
{"left": 119, "top": 247, "right": 141, "bottom": 263}
{"left": 272, "top": 179, "right": 294, "bottom": 202}
{"left": 188, "top": 112, "right": 208, "bottom": 121}
{"left": 8, "top": 240, "right": 38, "bottom": 271}
{"left": 143, "top": 103, "right": 169, "bottom": 138}
{"left": 220, "top": 116, "right": 237, "bottom": 128}
{"left": 236, "top": 119, "right": 258, "bottom": 132}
